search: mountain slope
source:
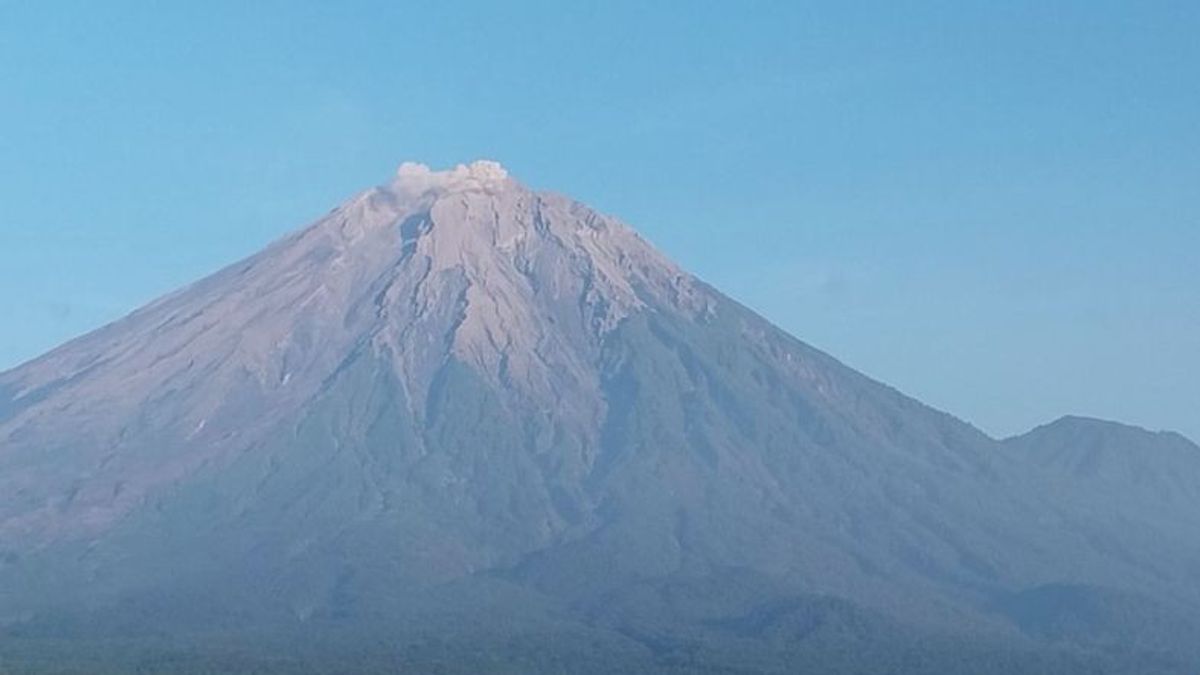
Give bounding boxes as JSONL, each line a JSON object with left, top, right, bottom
{"left": 0, "top": 162, "right": 1197, "bottom": 673}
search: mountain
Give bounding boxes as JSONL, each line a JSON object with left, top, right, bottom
{"left": 1005, "top": 416, "right": 1200, "bottom": 510}
{"left": 0, "top": 162, "right": 1197, "bottom": 674}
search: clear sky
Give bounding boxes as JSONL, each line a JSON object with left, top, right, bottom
{"left": 2, "top": 1, "right": 1197, "bottom": 441}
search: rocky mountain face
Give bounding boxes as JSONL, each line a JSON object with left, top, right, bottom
{"left": 0, "top": 162, "right": 1197, "bottom": 674}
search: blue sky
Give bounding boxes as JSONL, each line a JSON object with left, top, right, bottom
{"left": 2, "top": 1, "right": 1197, "bottom": 440}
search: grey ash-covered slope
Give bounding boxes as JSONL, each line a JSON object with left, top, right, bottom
{"left": 0, "top": 162, "right": 1197, "bottom": 673}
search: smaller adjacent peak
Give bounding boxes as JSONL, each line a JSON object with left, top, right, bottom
{"left": 1045, "top": 415, "right": 1131, "bottom": 432}
{"left": 1007, "top": 415, "right": 1142, "bottom": 441}
{"left": 392, "top": 160, "right": 513, "bottom": 198}
{"left": 1006, "top": 414, "right": 1198, "bottom": 450}
{"left": 1045, "top": 415, "right": 1190, "bottom": 439}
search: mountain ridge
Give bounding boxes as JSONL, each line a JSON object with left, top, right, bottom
{"left": 1005, "top": 414, "right": 1197, "bottom": 445}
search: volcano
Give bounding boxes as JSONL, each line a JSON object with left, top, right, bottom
{"left": 1, "top": 162, "right": 1197, "bottom": 674}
